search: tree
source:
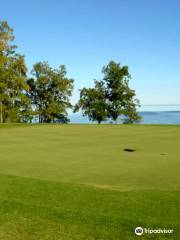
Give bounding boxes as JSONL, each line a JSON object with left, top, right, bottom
{"left": 122, "top": 98, "right": 141, "bottom": 124}
{"left": 74, "top": 81, "right": 108, "bottom": 124}
{"left": 102, "top": 61, "right": 140, "bottom": 123}
{"left": 0, "top": 21, "right": 31, "bottom": 123}
{"left": 28, "top": 62, "right": 74, "bottom": 123}
{"left": 75, "top": 61, "right": 141, "bottom": 124}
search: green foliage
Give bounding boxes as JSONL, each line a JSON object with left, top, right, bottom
{"left": 102, "top": 60, "right": 141, "bottom": 123}
{"left": 0, "top": 21, "right": 32, "bottom": 123}
{"left": 75, "top": 61, "right": 141, "bottom": 124}
{"left": 0, "top": 20, "right": 74, "bottom": 124}
{"left": 0, "top": 20, "right": 141, "bottom": 124}
{"left": 74, "top": 81, "right": 108, "bottom": 123}
{"left": 28, "top": 62, "right": 74, "bottom": 123}
{"left": 123, "top": 98, "right": 142, "bottom": 124}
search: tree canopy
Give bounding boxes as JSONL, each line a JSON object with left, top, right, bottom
{"left": 0, "top": 21, "right": 31, "bottom": 123}
{"left": 102, "top": 61, "right": 141, "bottom": 123}
{"left": 74, "top": 61, "right": 141, "bottom": 124}
{"left": 27, "top": 62, "right": 74, "bottom": 123}
{"left": 0, "top": 21, "right": 74, "bottom": 123}
{"left": 74, "top": 81, "right": 108, "bottom": 124}
{"left": 0, "top": 20, "right": 141, "bottom": 124}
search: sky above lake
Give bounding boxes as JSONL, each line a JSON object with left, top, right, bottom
{"left": 1, "top": 0, "right": 180, "bottom": 109}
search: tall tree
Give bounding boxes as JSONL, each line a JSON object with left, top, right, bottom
{"left": 0, "top": 21, "right": 31, "bottom": 123}
{"left": 102, "top": 61, "right": 141, "bottom": 123}
{"left": 28, "top": 62, "right": 74, "bottom": 123}
{"left": 74, "top": 81, "right": 108, "bottom": 124}
{"left": 75, "top": 61, "right": 141, "bottom": 124}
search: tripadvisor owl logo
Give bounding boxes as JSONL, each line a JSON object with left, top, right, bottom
{"left": 135, "top": 227, "right": 143, "bottom": 236}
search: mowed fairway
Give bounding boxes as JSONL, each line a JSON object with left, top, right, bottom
{"left": 0, "top": 124, "right": 179, "bottom": 239}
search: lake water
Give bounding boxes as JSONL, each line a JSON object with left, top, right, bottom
{"left": 69, "top": 111, "right": 180, "bottom": 124}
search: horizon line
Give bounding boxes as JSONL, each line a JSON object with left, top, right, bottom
{"left": 141, "top": 104, "right": 180, "bottom": 106}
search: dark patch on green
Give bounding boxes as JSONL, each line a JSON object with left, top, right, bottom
{"left": 124, "top": 148, "right": 136, "bottom": 152}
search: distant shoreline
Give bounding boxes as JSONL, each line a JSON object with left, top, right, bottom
{"left": 69, "top": 111, "right": 180, "bottom": 125}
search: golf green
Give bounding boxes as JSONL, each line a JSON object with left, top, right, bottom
{"left": 0, "top": 124, "right": 179, "bottom": 239}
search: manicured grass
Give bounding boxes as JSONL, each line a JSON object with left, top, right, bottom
{"left": 0, "top": 124, "right": 179, "bottom": 239}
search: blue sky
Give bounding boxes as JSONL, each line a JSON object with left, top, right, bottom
{"left": 1, "top": 0, "right": 180, "bottom": 110}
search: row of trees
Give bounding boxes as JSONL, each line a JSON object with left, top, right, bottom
{"left": 0, "top": 21, "right": 73, "bottom": 123}
{"left": 0, "top": 20, "right": 140, "bottom": 124}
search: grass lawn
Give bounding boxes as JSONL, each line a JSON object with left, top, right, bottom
{"left": 0, "top": 124, "right": 179, "bottom": 239}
